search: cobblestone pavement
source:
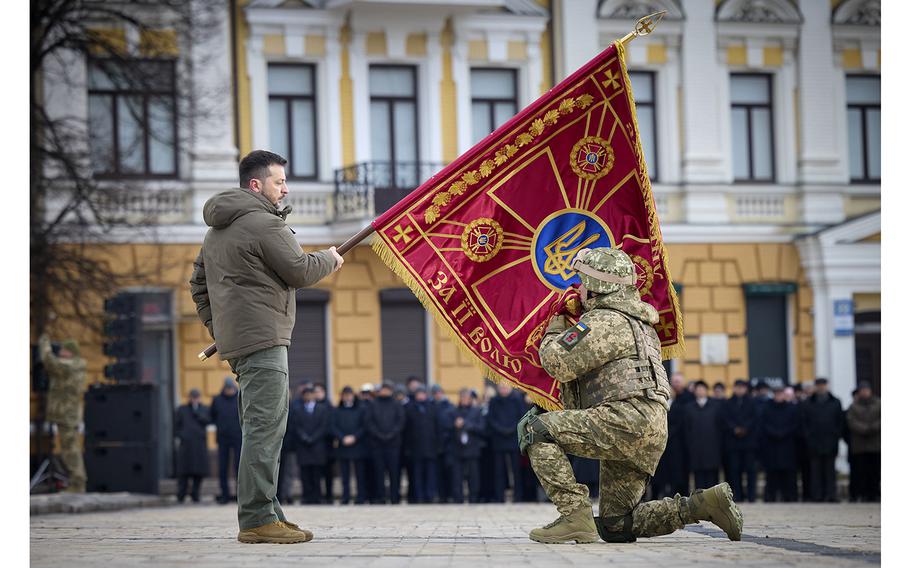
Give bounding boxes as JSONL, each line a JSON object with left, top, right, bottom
{"left": 31, "top": 502, "right": 880, "bottom": 567}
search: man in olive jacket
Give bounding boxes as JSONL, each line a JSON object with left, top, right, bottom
{"left": 846, "top": 381, "right": 880, "bottom": 502}
{"left": 189, "top": 150, "right": 342, "bottom": 544}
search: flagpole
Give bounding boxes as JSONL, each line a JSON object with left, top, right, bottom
{"left": 197, "top": 12, "right": 668, "bottom": 362}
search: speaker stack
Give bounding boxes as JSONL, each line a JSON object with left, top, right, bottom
{"left": 84, "top": 383, "right": 160, "bottom": 494}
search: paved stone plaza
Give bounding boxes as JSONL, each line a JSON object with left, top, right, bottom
{"left": 31, "top": 502, "right": 880, "bottom": 567}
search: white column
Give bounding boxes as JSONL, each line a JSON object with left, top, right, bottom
{"left": 246, "top": 35, "right": 269, "bottom": 152}
{"left": 680, "top": 0, "right": 726, "bottom": 182}
{"left": 324, "top": 27, "right": 344, "bottom": 177}
{"left": 351, "top": 31, "right": 371, "bottom": 163}
{"left": 525, "top": 36, "right": 543, "bottom": 108}
{"left": 554, "top": 0, "right": 599, "bottom": 82}
{"left": 424, "top": 30, "right": 444, "bottom": 164}
{"left": 796, "top": 0, "right": 842, "bottom": 183}
{"left": 452, "top": 32, "right": 472, "bottom": 155}
{"left": 189, "top": 0, "right": 238, "bottom": 180}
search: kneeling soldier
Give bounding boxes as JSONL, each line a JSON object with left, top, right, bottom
{"left": 521, "top": 247, "right": 743, "bottom": 544}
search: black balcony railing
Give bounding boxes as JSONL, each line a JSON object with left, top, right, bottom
{"left": 334, "top": 161, "right": 447, "bottom": 221}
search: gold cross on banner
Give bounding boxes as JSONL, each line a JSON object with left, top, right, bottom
{"left": 393, "top": 224, "right": 414, "bottom": 244}
{"left": 602, "top": 69, "right": 620, "bottom": 90}
{"left": 656, "top": 315, "right": 675, "bottom": 338}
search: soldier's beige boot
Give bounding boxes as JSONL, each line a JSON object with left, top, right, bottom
{"left": 529, "top": 507, "right": 599, "bottom": 544}
{"left": 237, "top": 521, "right": 313, "bottom": 544}
{"left": 685, "top": 482, "right": 743, "bottom": 541}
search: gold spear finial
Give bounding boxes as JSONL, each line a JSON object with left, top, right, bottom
{"left": 620, "top": 10, "right": 667, "bottom": 46}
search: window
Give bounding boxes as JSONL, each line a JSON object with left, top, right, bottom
{"left": 470, "top": 68, "right": 518, "bottom": 144}
{"left": 380, "top": 289, "right": 427, "bottom": 385}
{"left": 846, "top": 75, "right": 880, "bottom": 182}
{"left": 87, "top": 59, "right": 177, "bottom": 177}
{"left": 730, "top": 74, "right": 774, "bottom": 182}
{"left": 289, "top": 289, "right": 329, "bottom": 388}
{"left": 629, "top": 71, "right": 657, "bottom": 180}
{"left": 370, "top": 65, "right": 419, "bottom": 188}
{"left": 268, "top": 64, "right": 318, "bottom": 179}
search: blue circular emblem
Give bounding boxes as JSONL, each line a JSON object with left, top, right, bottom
{"left": 586, "top": 152, "right": 598, "bottom": 164}
{"left": 531, "top": 209, "right": 613, "bottom": 290}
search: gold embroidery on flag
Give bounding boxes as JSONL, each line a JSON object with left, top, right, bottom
{"left": 461, "top": 218, "right": 504, "bottom": 263}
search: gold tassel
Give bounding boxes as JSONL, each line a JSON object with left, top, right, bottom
{"left": 372, "top": 238, "right": 563, "bottom": 411}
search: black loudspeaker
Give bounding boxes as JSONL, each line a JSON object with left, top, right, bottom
{"left": 84, "top": 383, "right": 158, "bottom": 445}
{"left": 84, "top": 444, "right": 159, "bottom": 494}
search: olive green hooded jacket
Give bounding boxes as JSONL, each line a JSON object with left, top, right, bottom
{"left": 189, "top": 188, "right": 335, "bottom": 360}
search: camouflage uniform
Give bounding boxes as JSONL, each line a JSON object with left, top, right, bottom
{"left": 525, "top": 248, "right": 741, "bottom": 542}
{"left": 39, "top": 334, "right": 87, "bottom": 493}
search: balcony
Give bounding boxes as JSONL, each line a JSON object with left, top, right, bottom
{"left": 333, "top": 161, "right": 447, "bottom": 221}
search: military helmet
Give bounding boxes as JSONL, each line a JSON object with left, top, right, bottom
{"left": 571, "top": 247, "right": 636, "bottom": 294}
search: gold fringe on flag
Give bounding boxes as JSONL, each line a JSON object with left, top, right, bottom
{"left": 615, "top": 40, "right": 686, "bottom": 361}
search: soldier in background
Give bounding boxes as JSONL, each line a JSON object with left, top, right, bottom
{"left": 520, "top": 248, "right": 742, "bottom": 544}
{"left": 38, "top": 333, "right": 87, "bottom": 493}
{"left": 175, "top": 389, "right": 211, "bottom": 503}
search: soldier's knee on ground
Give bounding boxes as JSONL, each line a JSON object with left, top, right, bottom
{"left": 595, "top": 510, "right": 637, "bottom": 543}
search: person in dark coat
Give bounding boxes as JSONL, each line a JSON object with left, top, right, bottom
{"left": 331, "top": 386, "right": 367, "bottom": 504}
{"left": 175, "top": 389, "right": 211, "bottom": 503}
{"left": 800, "top": 378, "right": 844, "bottom": 502}
{"left": 313, "top": 383, "right": 334, "bottom": 503}
{"left": 486, "top": 384, "right": 526, "bottom": 502}
{"left": 210, "top": 377, "right": 242, "bottom": 504}
{"left": 712, "top": 381, "right": 727, "bottom": 400}
{"left": 683, "top": 381, "right": 723, "bottom": 489}
{"left": 290, "top": 386, "right": 329, "bottom": 504}
{"left": 651, "top": 372, "right": 693, "bottom": 499}
{"left": 451, "top": 388, "right": 486, "bottom": 503}
{"left": 358, "top": 383, "right": 376, "bottom": 502}
{"left": 761, "top": 386, "right": 799, "bottom": 502}
{"left": 846, "top": 381, "right": 880, "bottom": 502}
{"left": 364, "top": 383, "right": 406, "bottom": 503}
{"left": 793, "top": 382, "right": 814, "bottom": 500}
{"left": 431, "top": 385, "right": 456, "bottom": 503}
{"left": 404, "top": 386, "right": 439, "bottom": 503}
{"left": 720, "top": 379, "right": 760, "bottom": 502}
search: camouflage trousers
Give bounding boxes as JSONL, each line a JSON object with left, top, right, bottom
{"left": 57, "top": 423, "right": 86, "bottom": 493}
{"left": 527, "top": 395, "right": 690, "bottom": 538}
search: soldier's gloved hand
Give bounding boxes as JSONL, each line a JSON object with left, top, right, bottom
{"left": 517, "top": 406, "right": 541, "bottom": 453}
{"left": 556, "top": 284, "right": 583, "bottom": 318}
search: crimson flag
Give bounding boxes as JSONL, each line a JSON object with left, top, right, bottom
{"left": 371, "top": 41, "right": 683, "bottom": 409}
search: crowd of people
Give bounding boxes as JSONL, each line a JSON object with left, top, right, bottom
{"left": 174, "top": 373, "right": 879, "bottom": 506}
{"left": 651, "top": 373, "right": 881, "bottom": 504}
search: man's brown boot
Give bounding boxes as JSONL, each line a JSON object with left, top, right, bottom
{"left": 237, "top": 521, "right": 313, "bottom": 544}
{"left": 282, "top": 521, "right": 315, "bottom": 540}
{"left": 529, "top": 507, "right": 599, "bottom": 544}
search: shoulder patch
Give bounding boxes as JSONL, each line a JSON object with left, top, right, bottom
{"left": 557, "top": 322, "right": 591, "bottom": 351}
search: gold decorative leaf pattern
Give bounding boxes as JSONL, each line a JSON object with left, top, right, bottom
{"left": 449, "top": 181, "right": 467, "bottom": 195}
{"left": 423, "top": 87, "right": 601, "bottom": 224}
{"left": 462, "top": 171, "right": 479, "bottom": 185}
{"left": 479, "top": 160, "right": 495, "bottom": 177}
